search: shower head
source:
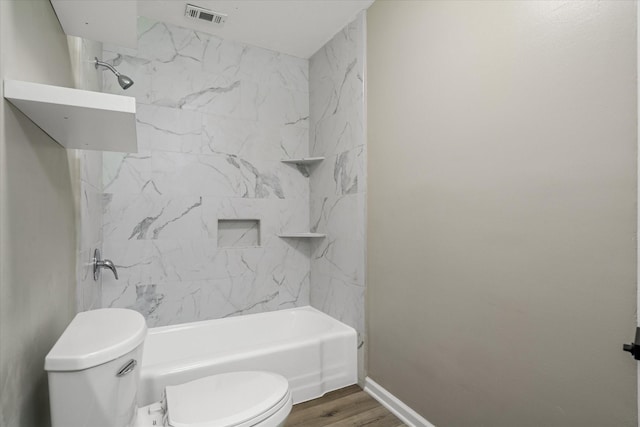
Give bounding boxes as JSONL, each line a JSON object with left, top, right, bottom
{"left": 117, "top": 74, "right": 134, "bottom": 90}
{"left": 95, "top": 57, "right": 134, "bottom": 90}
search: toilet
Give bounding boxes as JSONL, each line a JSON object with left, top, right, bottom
{"left": 44, "top": 308, "right": 292, "bottom": 427}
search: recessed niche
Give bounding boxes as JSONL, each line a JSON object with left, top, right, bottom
{"left": 217, "top": 219, "right": 260, "bottom": 248}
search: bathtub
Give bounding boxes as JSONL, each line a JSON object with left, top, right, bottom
{"left": 138, "top": 306, "right": 357, "bottom": 406}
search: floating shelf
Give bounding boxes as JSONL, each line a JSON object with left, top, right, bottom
{"left": 50, "top": 0, "right": 137, "bottom": 48}
{"left": 278, "top": 233, "right": 326, "bottom": 238}
{"left": 280, "top": 157, "right": 325, "bottom": 165}
{"left": 4, "top": 80, "right": 138, "bottom": 153}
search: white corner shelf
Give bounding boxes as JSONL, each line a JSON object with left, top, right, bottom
{"left": 4, "top": 80, "right": 138, "bottom": 153}
{"left": 278, "top": 233, "right": 326, "bottom": 238}
{"left": 50, "top": 0, "right": 138, "bottom": 48}
{"left": 280, "top": 157, "right": 325, "bottom": 165}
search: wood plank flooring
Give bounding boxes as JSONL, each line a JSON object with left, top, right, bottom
{"left": 285, "top": 385, "right": 407, "bottom": 427}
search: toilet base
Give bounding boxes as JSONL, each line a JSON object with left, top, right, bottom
{"left": 134, "top": 402, "right": 164, "bottom": 426}
{"left": 134, "top": 392, "right": 292, "bottom": 427}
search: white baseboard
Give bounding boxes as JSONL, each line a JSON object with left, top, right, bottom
{"left": 364, "top": 377, "right": 436, "bottom": 427}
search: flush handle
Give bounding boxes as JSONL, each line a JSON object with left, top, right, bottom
{"left": 623, "top": 327, "right": 640, "bottom": 360}
{"left": 116, "top": 359, "right": 137, "bottom": 377}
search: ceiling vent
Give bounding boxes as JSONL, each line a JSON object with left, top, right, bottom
{"left": 184, "top": 4, "right": 227, "bottom": 26}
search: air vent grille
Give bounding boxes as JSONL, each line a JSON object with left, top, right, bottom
{"left": 185, "top": 4, "right": 227, "bottom": 26}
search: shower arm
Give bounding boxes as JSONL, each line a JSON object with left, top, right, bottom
{"left": 94, "top": 57, "right": 134, "bottom": 90}
{"left": 95, "top": 57, "right": 122, "bottom": 76}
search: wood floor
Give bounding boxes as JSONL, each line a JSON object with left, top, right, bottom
{"left": 285, "top": 385, "right": 407, "bottom": 427}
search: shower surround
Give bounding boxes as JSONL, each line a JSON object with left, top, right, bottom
{"left": 98, "top": 13, "right": 367, "bottom": 359}
{"left": 101, "top": 18, "right": 311, "bottom": 326}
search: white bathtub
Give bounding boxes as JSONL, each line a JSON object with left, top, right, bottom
{"left": 138, "top": 306, "right": 357, "bottom": 406}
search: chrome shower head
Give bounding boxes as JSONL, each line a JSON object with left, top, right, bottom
{"left": 95, "top": 57, "right": 134, "bottom": 90}
{"left": 117, "top": 74, "right": 134, "bottom": 90}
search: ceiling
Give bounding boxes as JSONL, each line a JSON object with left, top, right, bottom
{"left": 138, "top": 0, "right": 374, "bottom": 58}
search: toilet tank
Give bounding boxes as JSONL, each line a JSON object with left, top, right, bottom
{"left": 45, "top": 309, "right": 147, "bottom": 427}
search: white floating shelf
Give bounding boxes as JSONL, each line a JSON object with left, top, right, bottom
{"left": 280, "top": 157, "right": 325, "bottom": 165}
{"left": 4, "top": 80, "right": 138, "bottom": 153}
{"left": 278, "top": 233, "right": 326, "bottom": 238}
{"left": 50, "top": 0, "right": 137, "bottom": 48}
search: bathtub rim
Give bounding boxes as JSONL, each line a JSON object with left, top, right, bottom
{"left": 145, "top": 305, "right": 352, "bottom": 336}
{"left": 141, "top": 306, "right": 357, "bottom": 372}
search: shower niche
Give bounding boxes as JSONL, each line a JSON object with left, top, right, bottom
{"left": 217, "top": 219, "right": 261, "bottom": 248}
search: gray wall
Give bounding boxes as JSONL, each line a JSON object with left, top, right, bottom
{"left": 366, "top": 1, "right": 637, "bottom": 426}
{"left": 0, "top": 0, "right": 77, "bottom": 425}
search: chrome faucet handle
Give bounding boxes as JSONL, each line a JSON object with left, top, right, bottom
{"left": 93, "top": 249, "right": 119, "bottom": 280}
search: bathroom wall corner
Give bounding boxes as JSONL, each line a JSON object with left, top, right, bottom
{"left": 308, "top": 11, "right": 368, "bottom": 384}
{"left": 67, "top": 36, "right": 105, "bottom": 312}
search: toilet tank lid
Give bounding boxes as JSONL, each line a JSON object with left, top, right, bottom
{"left": 45, "top": 308, "right": 147, "bottom": 372}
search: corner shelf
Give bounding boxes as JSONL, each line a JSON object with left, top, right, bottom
{"left": 278, "top": 233, "right": 326, "bottom": 238}
{"left": 280, "top": 157, "right": 325, "bottom": 165}
{"left": 281, "top": 157, "right": 324, "bottom": 178}
{"left": 4, "top": 80, "right": 138, "bottom": 153}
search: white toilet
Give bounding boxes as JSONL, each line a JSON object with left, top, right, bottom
{"left": 44, "top": 308, "right": 293, "bottom": 427}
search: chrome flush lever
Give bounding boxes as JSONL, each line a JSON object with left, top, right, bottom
{"left": 93, "top": 249, "right": 119, "bottom": 280}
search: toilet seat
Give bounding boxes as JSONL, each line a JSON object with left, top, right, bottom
{"left": 163, "top": 371, "right": 291, "bottom": 427}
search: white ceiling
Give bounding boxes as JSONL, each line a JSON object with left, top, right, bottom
{"left": 138, "top": 0, "right": 374, "bottom": 58}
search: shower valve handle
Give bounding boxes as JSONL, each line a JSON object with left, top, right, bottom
{"left": 93, "top": 249, "right": 119, "bottom": 280}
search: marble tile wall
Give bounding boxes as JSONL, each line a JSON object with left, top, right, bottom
{"left": 308, "top": 14, "right": 367, "bottom": 381}
{"left": 67, "top": 36, "right": 104, "bottom": 311}
{"left": 100, "top": 18, "right": 311, "bottom": 326}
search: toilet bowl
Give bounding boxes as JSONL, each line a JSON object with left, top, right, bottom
{"left": 136, "top": 372, "right": 293, "bottom": 427}
{"left": 44, "top": 308, "right": 293, "bottom": 427}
